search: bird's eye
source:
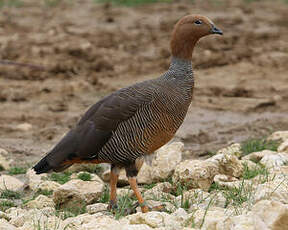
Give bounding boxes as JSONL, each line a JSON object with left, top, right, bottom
{"left": 194, "top": 20, "right": 202, "bottom": 25}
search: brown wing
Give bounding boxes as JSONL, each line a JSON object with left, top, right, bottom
{"left": 33, "top": 80, "right": 156, "bottom": 173}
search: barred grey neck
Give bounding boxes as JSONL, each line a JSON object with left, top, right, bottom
{"left": 169, "top": 56, "right": 192, "bottom": 74}
{"left": 168, "top": 56, "right": 193, "bottom": 78}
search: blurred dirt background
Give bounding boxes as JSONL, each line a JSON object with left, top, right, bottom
{"left": 0, "top": 0, "right": 287, "bottom": 167}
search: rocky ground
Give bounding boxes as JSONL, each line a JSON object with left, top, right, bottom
{"left": 1, "top": 130, "right": 288, "bottom": 229}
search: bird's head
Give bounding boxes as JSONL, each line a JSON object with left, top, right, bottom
{"left": 170, "top": 14, "right": 223, "bottom": 60}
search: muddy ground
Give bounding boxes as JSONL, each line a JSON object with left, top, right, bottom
{"left": 0, "top": 0, "right": 287, "bottom": 167}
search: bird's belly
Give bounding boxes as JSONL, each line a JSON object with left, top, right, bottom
{"left": 144, "top": 129, "right": 175, "bottom": 154}
{"left": 141, "top": 111, "right": 185, "bottom": 154}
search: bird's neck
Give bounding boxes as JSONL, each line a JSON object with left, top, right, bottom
{"left": 170, "top": 35, "right": 198, "bottom": 60}
{"left": 169, "top": 56, "right": 193, "bottom": 78}
{"left": 167, "top": 56, "right": 194, "bottom": 100}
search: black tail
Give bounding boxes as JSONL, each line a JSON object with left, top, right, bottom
{"left": 33, "top": 130, "right": 78, "bottom": 174}
{"left": 33, "top": 156, "right": 52, "bottom": 174}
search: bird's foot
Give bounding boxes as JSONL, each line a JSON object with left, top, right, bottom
{"left": 149, "top": 204, "right": 166, "bottom": 212}
{"left": 132, "top": 201, "right": 166, "bottom": 213}
{"left": 107, "top": 200, "right": 118, "bottom": 213}
{"left": 139, "top": 202, "right": 149, "bottom": 213}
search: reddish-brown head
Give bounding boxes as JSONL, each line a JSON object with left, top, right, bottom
{"left": 170, "top": 15, "right": 222, "bottom": 60}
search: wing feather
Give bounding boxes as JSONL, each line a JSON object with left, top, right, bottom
{"left": 39, "top": 80, "right": 157, "bottom": 170}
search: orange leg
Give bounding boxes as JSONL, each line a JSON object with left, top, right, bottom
{"left": 108, "top": 167, "right": 119, "bottom": 210}
{"left": 128, "top": 177, "right": 149, "bottom": 213}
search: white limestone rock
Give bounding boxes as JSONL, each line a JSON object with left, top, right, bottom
{"left": 8, "top": 207, "right": 55, "bottom": 227}
{"left": 0, "top": 175, "right": 24, "bottom": 191}
{"left": 150, "top": 142, "right": 183, "bottom": 181}
{"left": 173, "top": 187, "right": 227, "bottom": 211}
{"left": 5, "top": 207, "right": 23, "bottom": 221}
{"left": 116, "top": 188, "right": 134, "bottom": 198}
{"left": 25, "top": 195, "right": 54, "bottom": 209}
{"left": 260, "top": 153, "right": 288, "bottom": 169}
{"left": 172, "top": 160, "right": 219, "bottom": 191}
{"left": 242, "top": 150, "right": 277, "bottom": 162}
{"left": 87, "top": 203, "right": 108, "bottom": 214}
{"left": 209, "top": 191, "right": 227, "bottom": 209}
{"left": 270, "top": 165, "right": 288, "bottom": 176}
{"left": 207, "top": 153, "right": 243, "bottom": 177}
{"left": 0, "top": 219, "right": 17, "bottom": 230}
{"left": 144, "top": 200, "right": 176, "bottom": 213}
{"left": 0, "top": 148, "right": 12, "bottom": 170}
{"left": 137, "top": 162, "right": 153, "bottom": 184}
{"left": 19, "top": 216, "right": 64, "bottom": 230}
{"left": 102, "top": 169, "right": 126, "bottom": 185}
{"left": 26, "top": 168, "right": 46, "bottom": 190}
{"left": 268, "top": 131, "right": 288, "bottom": 142}
{"left": 252, "top": 200, "right": 288, "bottom": 230}
{"left": 37, "top": 180, "right": 61, "bottom": 191}
{"left": 143, "top": 182, "right": 174, "bottom": 200}
{"left": 278, "top": 139, "right": 288, "bottom": 153}
{"left": 126, "top": 211, "right": 168, "bottom": 228}
{"left": 63, "top": 213, "right": 123, "bottom": 230}
{"left": 53, "top": 179, "right": 104, "bottom": 208}
{"left": 0, "top": 210, "right": 10, "bottom": 221}
{"left": 26, "top": 168, "right": 61, "bottom": 191}
{"left": 174, "top": 189, "right": 209, "bottom": 208}
{"left": 219, "top": 212, "right": 254, "bottom": 230}
{"left": 171, "top": 208, "right": 189, "bottom": 223}
{"left": 216, "top": 143, "right": 242, "bottom": 158}
{"left": 240, "top": 159, "right": 257, "bottom": 171}
{"left": 255, "top": 178, "right": 288, "bottom": 204}
{"left": 122, "top": 225, "right": 153, "bottom": 230}
{"left": 213, "top": 174, "right": 241, "bottom": 189}
{"left": 214, "top": 174, "right": 238, "bottom": 183}
{"left": 191, "top": 207, "right": 228, "bottom": 229}
{"left": 125, "top": 211, "right": 183, "bottom": 230}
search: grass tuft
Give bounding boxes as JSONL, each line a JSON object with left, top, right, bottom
{"left": 77, "top": 172, "right": 92, "bottom": 181}
{"left": 48, "top": 172, "right": 72, "bottom": 184}
{"left": 56, "top": 201, "right": 87, "bottom": 220}
{"left": 241, "top": 138, "right": 279, "bottom": 156}
{"left": 35, "top": 189, "right": 53, "bottom": 197}
{"left": 0, "top": 189, "right": 21, "bottom": 199}
{"left": 8, "top": 167, "right": 27, "bottom": 175}
{"left": 22, "top": 189, "right": 53, "bottom": 205}
{"left": 84, "top": 164, "right": 104, "bottom": 175}
{"left": 209, "top": 178, "right": 254, "bottom": 214}
{"left": 0, "top": 200, "right": 15, "bottom": 211}
{"left": 242, "top": 163, "right": 269, "bottom": 180}
{"left": 114, "top": 193, "right": 137, "bottom": 219}
{"left": 98, "top": 185, "right": 110, "bottom": 203}
{"left": 143, "top": 183, "right": 157, "bottom": 190}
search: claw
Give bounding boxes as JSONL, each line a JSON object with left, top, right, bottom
{"left": 108, "top": 200, "right": 118, "bottom": 211}
{"left": 150, "top": 204, "right": 166, "bottom": 212}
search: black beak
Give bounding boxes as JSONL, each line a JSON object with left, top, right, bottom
{"left": 211, "top": 25, "right": 223, "bottom": 35}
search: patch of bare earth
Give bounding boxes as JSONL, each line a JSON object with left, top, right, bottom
{"left": 0, "top": 0, "right": 287, "bottom": 165}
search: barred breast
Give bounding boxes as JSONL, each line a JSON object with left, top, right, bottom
{"left": 98, "top": 77, "right": 193, "bottom": 166}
